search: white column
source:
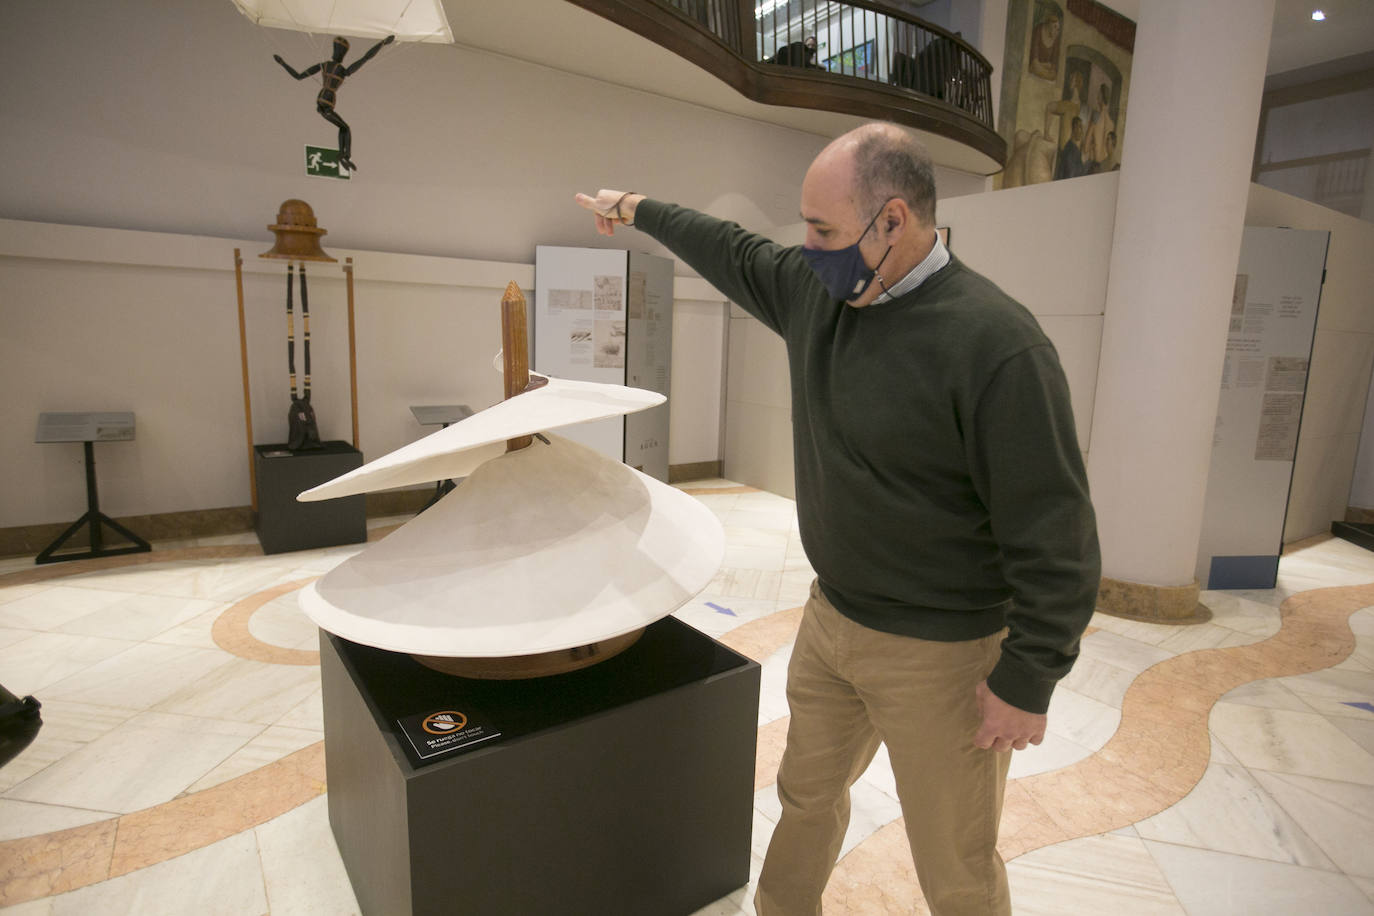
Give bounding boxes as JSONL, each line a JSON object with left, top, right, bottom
{"left": 1086, "top": 0, "right": 1275, "bottom": 587}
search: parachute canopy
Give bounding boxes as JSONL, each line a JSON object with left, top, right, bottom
{"left": 230, "top": 0, "right": 454, "bottom": 43}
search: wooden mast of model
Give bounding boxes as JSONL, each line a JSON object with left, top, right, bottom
{"left": 500, "top": 281, "right": 545, "bottom": 452}
{"left": 409, "top": 281, "right": 638, "bottom": 680}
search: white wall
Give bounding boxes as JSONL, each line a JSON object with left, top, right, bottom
{"left": 935, "top": 171, "right": 1116, "bottom": 449}
{"left": 670, "top": 293, "right": 731, "bottom": 469}
{"left": 718, "top": 158, "right": 989, "bottom": 499}
{"left": 725, "top": 305, "right": 797, "bottom": 498}
{"left": 718, "top": 172, "right": 1374, "bottom": 548}
{"left": 0, "top": 220, "right": 737, "bottom": 528}
{"left": 0, "top": 2, "right": 826, "bottom": 265}
{"left": 0, "top": 0, "right": 852, "bottom": 531}
{"left": 721, "top": 170, "right": 1115, "bottom": 499}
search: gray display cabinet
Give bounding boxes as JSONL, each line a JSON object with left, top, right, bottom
{"left": 320, "top": 617, "right": 761, "bottom": 916}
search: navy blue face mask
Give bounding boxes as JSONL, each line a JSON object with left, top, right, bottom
{"left": 801, "top": 199, "right": 894, "bottom": 301}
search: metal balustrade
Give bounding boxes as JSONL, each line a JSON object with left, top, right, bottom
{"left": 657, "top": 0, "right": 993, "bottom": 128}
{"left": 566, "top": 0, "right": 1005, "bottom": 168}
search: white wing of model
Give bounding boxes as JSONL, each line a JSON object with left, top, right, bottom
{"left": 298, "top": 433, "right": 724, "bottom": 656}
{"left": 297, "top": 374, "right": 664, "bottom": 501}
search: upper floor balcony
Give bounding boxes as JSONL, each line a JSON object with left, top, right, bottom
{"left": 459, "top": 0, "right": 1006, "bottom": 175}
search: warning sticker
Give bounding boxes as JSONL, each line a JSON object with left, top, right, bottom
{"left": 397, "top": 708, "right": 501, "bottom": 760}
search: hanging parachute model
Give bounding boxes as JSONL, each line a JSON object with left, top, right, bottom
{"left": 232, "top": 0, "right": 454, "bottom": 170}
{"left": 230, "top": 0, "right": 454, "bottom": 42}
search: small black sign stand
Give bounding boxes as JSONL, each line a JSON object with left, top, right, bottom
{"left": 408, "top": 404, "right": 474, "bottom": 511}
{"left": 35, "top": 413, "right": 152, "bottom": 564}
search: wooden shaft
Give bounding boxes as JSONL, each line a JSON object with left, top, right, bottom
{"left": 345, "top": 258, "right": 359, "bottom": 450}
{"left": 233, "top": 248, "right": 257, "bottom": 512}
{"left": 501, "top": 282, "right": 534, "bottom": 452}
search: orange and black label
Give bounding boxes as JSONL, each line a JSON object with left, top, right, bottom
{"left": 421, "top": 711, "right": 468, "bottom": 734}
{"left": 399, "top": 706, "right": 501, "bottom": 762}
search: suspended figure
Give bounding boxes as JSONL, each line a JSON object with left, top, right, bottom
{"left": 274, "top": 35, "right": 394, "bottom": 171}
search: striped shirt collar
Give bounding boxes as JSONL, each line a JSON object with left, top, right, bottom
{"left": 870, "top": 229, "right": 950, "bottom": 305}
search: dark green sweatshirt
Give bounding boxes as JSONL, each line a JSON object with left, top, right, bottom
{"left": 635, "top": 200, "right": 1100, "bottom": 714}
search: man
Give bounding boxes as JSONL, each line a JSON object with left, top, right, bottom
{"left": 575, "top": 122, "right": 1099, "bottom": 915}
{"left": 1088, "top": 131, "right": 1119, "bottom": 174}
{"left": 1083, "top": 83, "right": 1115, "bottom": 171}
{"left": 771, "top": 34, "right": 823, "bottom": 69}
{"left": 1055, "top": 116, "right": 1086, "bottom": 181}
{"left": 1028, "top": 9, "right": 1062, "bottom": 80}
{"left": 1048, "top": 68, "right": 1085, "bottom": 165}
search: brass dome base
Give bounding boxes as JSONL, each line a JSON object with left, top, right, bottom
{"left": 411, "top": 628, "right": 645, "bottom": 679}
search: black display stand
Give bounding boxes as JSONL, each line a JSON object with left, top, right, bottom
{"left": 408, "top": 404, "right": 474, "bottom": 510}
{"left": 320, "top": 617, "right": 761, "bottom": 916}
{"left": 1332, "top": 520, "right": 1374, "bottom": 552}
{"left": 253, "top": 441, "right": 365, "bottom": 554}
{"left": 34, "top": 412, "right": 151, "bottom": 565}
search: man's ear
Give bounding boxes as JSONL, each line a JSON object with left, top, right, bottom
{"left": 883, "top": 199, "right": 909, "bottom": 238}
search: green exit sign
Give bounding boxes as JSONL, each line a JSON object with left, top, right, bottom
{"left": 305, "top": 145, "right": 350, "bottom": 180}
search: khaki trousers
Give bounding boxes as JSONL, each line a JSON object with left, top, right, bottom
{"left": 755, "top": 581, "right": 1012, "bottom": 915}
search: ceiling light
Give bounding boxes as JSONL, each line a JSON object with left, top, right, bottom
{"left": 756, "top": 0, "right": 788, "bottom": 19}
{"left": 1311, "top": 9, "right": 1326, "bottom": 20}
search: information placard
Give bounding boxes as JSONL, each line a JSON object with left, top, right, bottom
{"left": 35, "top": 411, "right": 135, "bottom": 443}
{"left": 533, "top": 246, "right": 673, "bottom": 480}
{"left": 1196, "top": 227, "right": 1329, "bottom": 588}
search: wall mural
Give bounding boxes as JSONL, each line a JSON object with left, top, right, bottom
{"left": 995, "top": 0, "right": 1136, "bottom": 189}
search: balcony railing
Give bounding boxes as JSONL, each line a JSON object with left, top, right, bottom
{"left": 568, "top": 0, "right": 1003, "bottom": 168}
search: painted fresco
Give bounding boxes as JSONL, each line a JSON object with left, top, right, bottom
{"left": 995, "top": 0, "right": 1136, "bottom": 189}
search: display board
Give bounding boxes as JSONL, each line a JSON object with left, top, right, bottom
{"left": 35, "top": 412, "right": 135, "bottom": 443}
{"left": 534, "top": 246, "right": 673, "bottom": 481}
{"left": 1196, "top": 226, "right": 1329, "bottom": 589}
{"left": 623, "top": 251, "right": 675, "bottom": 481}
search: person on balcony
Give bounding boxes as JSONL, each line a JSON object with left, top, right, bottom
{"left": 769, "top": 34, "right": 824, "bottom": 69}
{"left": 575, "top": 121, "right": 1099, "bottom": 915}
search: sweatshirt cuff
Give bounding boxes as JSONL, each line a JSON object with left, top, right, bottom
{"left": 633, "top": 198, "right": 665, "bottom": 233}
{"left": 985, "top": 652, "right": 1056, "bottom": 715}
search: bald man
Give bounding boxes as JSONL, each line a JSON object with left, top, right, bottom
{"left": 577, "top": 123, "right": 1099, "bottom": 915}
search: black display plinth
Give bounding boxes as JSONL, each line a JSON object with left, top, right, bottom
{"left": 1333, "top": 520, "right": 1374, "bottom": 553}
{"left": 320, "top": 617, "right": 761, "bottom": 916}
{"left": 253, "top": 442, "right": 365, "bottom": 554}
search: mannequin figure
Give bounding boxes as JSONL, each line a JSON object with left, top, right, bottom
{"left": 274, "top": 34, "right": 394, "bottom": 171}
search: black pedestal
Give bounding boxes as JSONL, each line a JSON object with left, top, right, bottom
{"left": 1332, "top": 520, "right": 1374, "bottom": 552}
{"left": 254, "top": 441, "right": 365, "bottom": 554}
{"left": 320, "top": 617, "right": 761, "bottom": 916}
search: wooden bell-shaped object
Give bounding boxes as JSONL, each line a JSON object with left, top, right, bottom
{"left": 261, "top": 199, "right": 337, "bottom": 263}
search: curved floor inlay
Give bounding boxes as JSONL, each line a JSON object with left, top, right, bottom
{"left": 212, "top": 577, "right": 321, "bottom": 665}
{"left": 0, "top": 743, "right": 326, "bottom": 907}
{"left": 819, "top": 581, "right": 1374, "bottom": 912}
{"left": 0, "top": 542, "right": 378, "bottom": 906}
{"left": 2, "top": 534, "right": 1369, "bottom": 912}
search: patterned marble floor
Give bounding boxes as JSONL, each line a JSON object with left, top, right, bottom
{"left": 1, "top": 480, "right": 1372, "bottom": 915}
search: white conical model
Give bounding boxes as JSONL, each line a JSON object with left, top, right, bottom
{"left": 296, "top": 282, "right": 723, "bottom": 677}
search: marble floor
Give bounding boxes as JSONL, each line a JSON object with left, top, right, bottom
{"left": 1, "top": 480, "right": 1373, "bottom": 915}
